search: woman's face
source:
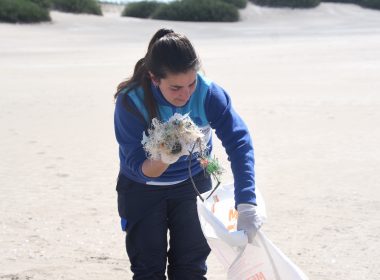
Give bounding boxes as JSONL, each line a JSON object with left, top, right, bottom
{"left": 156, "top": 70, "right": 197, "bottom": 107}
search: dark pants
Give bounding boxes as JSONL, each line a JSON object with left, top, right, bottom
{"left": 117, "top": 172, "right": 212, "bottom": 280}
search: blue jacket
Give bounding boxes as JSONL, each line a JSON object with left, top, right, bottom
{"left": 114, "top": 73, "right": 256, "bottom": 205}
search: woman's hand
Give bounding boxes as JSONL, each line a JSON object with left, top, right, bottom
{"left": 142, "top": 146, "right": 189, "bottom": 177}
{"left": 141, "top": 159, "right": 169, "bottom": 178}
{"left": 159, "top": 147, "right": 189, "bottom": 165}
{"left": 237, "top": 203, "right": 263, "bottom": 243}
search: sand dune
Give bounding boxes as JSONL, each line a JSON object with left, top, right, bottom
{"left": 0, "top": 3, "right": 379, "bottom": 279}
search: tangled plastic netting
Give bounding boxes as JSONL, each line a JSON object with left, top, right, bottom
{"left": 141, "top": 113, "right": 207, "bottom": 164}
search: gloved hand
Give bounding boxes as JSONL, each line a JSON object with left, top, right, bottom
{"left": 159, "top": 142, "right": 189, "bottom": 164}
{"left": 237, "top": 203, "right": 263, "bottom": 243}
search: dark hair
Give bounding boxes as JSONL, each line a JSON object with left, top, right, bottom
{"left": 114, "top": 28, "right": 200, "bottom": 124}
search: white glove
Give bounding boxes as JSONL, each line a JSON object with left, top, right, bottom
{"left": 237, "top": 203, "right": 263, "bottom": 243}
{"left": 159, "top": 143, "right": 189, "bottom": 165}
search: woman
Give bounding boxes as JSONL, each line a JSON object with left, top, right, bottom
{"left": 114, "top": 28, "right": 262, "bottom": 280}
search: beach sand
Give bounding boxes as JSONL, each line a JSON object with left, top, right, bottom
{"left": 0, "top": 3, "right": 379, "bottom": 279}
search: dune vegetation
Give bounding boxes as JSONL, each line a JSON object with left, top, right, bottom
{"left": 1, "top": 0, "right": 379, "bottom": 24}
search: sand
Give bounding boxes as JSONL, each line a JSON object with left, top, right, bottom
{"left": 0, "top": 3, "right": 379, "bottom": 279}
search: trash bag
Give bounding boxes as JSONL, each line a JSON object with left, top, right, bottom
{"left": 197, "top": 183, "right": 309, "bottom": 280}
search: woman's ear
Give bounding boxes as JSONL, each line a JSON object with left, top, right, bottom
{"left": 148, "top": 71, "right": 159, "bottom": 87}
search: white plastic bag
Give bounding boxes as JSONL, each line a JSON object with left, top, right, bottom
{"left": 197, "top": 183, "right": 309, "bottom": 280}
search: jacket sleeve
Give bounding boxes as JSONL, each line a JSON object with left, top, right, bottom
{"left": 114, "top": 93, "right": 152, "bottom": 181}
{"left": 205, "top": 83, "right": 256, "bottom": 206}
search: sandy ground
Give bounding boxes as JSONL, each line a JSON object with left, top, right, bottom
{"left": 1, "top": 3, "right": 380, "bottom": 279}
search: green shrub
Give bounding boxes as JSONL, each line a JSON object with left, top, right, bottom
{"left": 122, "top": 1, "right": 164, "bottom": 18}
{"left": 221, "top": 0, "right": 248, "bottom": 8}
{"left": 322, "top": 0, "right": 380, "bottom": 10}
{"left": 152, "top": 0, "right": 239, "bottom": 22}
{"left": 0, "top": 0, "right": 51, "bottom": 23}
{"left": 360, "top": 0, "right": 380, "bottom": 9}
{"left": 30, "top": 0, "right": 51, "bottom": 9}
{"left": 322, "top": 0, "right": 356, "bottom": 2}
{"left": 251, "top": 0, "right": 320, "bottom": 8}
{"left": 52, "top": 0, "right": 102, "bottom": 15}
